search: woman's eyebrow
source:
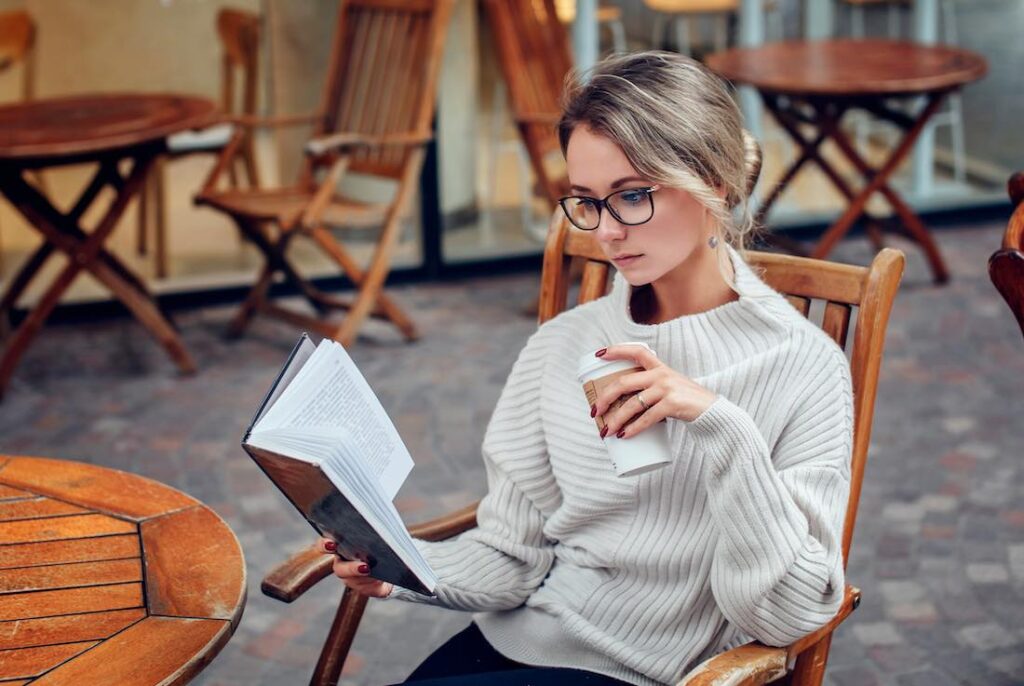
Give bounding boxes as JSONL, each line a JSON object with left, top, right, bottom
{"left": 570, "top": 176, "right": 648, "bottom": 193}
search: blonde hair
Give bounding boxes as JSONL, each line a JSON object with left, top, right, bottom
{"left": 558, "top": 51, "right": 757, "bottom": 260}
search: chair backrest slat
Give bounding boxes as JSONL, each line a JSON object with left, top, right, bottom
{"left": 216, "top": 9, "right": 261, "bottom": 117}
{"left": 315, "top": 0, "right": 451, "bottom": 180}
{"left": 0, "top": 10, "right": 37, "bottom": 102}
{"left": 539, "top": 216, "right": 904, "bottom": 566}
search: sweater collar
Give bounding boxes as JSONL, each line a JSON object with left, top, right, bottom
{"left": 605, "top": 245, "right": 792, "bottom": 377}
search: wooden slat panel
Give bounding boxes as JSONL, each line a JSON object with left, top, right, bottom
{"left": 0, "top": 458, "right": 197, "bottom": 520}
{"left": 0, "top": 513, "right": 134, "bottom": 546}
{"left": 28, "top": 616, "right": 230, "bottom": 686}
{"left": 579, "top": 261, "right": 610, "bottom": 304}
{"left": 0, "top": 487, "right": 31, "bottom": 502}
{"left": 0, "top": 679, "right": 30, "bottom": 685}
{"left": 786, "top": 295, "right": 811, "bottom": 317}
{"left": 0, "top": 641, "right": 97, "bottom": 680}
{"left": 822, "top": 301, "right": 853, "bottom": 349}
{"left": 0, "top": 558, "right": 142, "bottom": 595}
{"left": 142, "top": 507, "right": 245, "bottom": 622}
{"left": 0, "top": 583, "right": 143, "bottom": 622}
{"left": 0, "top": 608, "right": 145, "bottom": 651}
{"left": 0, "top": 498, "right": 89, "bottom": 522}
{"left": 0, "top": 534, "right": 139, "bottom": 570}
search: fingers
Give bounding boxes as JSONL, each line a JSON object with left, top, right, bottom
{"left": 331, "top": 557, "right": 394, "bottom": 598}
{"left": 606, "top": 395, "right": 666, "bottom": 439}
{"left": 592, "top": 369, "right": 658, "bottom": 418}
{"left": 601, "top": 389, "right": 665, "bottom": 439}
{"left": 597, "top": 344, "right": 659, "bottom": 369}
{"left": 318, "top": 537, "right": 337, "bottom": 554}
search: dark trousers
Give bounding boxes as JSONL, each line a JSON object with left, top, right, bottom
{"left": 396, "top": 623, "right": 633, "bottom": 685}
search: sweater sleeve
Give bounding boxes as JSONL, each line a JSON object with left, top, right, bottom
{"left": 687, "top": 344, "right": 853, "bottom": 646}
{"left": 388, "top": 328, "right": 559, "bottom": 611}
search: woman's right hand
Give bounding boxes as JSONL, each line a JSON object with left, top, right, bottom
{"left": 318, "top": 537, "right": 394, "bottom": 598}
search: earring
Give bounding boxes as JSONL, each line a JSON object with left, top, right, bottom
{"left": 708, "top": 235, "right": 719, "bottom": 249}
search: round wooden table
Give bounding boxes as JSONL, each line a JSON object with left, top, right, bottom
{"left": 0, "top": 94, "right": 218, "bottom": 399}
{"left": 0, "top": 455, "right": 246, "bottom": 684}
{"left": 707, "top": 40, "right": 988, "bottom": 283}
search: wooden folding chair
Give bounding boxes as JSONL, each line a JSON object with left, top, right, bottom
{"left": 989, "top": 171, "right": 1024, "bottom": 339}
{"left": 483, "top": 0, "right": 573, "bottom": 209}
{"left": 138, "top": 7, "right": 262, "bottom": 279}
{"left": 260, "top": 211, "right": 905, "bottom": 686}
{"left": 195, "top": 0, "right": 455, "bottom": 346}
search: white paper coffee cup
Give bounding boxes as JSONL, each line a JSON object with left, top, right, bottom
{"left": 577, "top": 342, "right": 672, "bottom": 477}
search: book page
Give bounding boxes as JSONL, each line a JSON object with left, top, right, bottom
{"left": 251, "top": 340, "right": 413, "bottom": 500}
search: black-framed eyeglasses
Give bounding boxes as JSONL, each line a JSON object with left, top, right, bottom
{"left": 558, "top": 185, "right": 660, "bottom": 231}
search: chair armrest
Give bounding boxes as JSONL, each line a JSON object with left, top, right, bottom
{"left": 408, "top": 501, "right": 480, "bottom": 541}
{"left": 261, "top": 544, "right": 334, "bottom": 603}
{"left": 260, "top": 501, "right": 480, "bottom": 603}
{"left": 680, "top": 586, "right": 861, "bottom": 686}
{"left": 304, "top": 131, "right": 433, "bottom": 157}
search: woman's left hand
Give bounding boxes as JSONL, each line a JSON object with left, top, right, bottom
{"left": 592, "top": 345, "right": 718, "bottom": 439}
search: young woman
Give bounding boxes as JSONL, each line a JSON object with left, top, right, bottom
{"left": 322, "top": 51, "right": 854, "bottom": 686}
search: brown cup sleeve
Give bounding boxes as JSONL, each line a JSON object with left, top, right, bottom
{"left": 582, "top": 366, "right": 643, "bottom": 431}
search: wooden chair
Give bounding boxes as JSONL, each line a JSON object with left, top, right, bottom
{"left": 0, "top": 10, "right": 39, "bottom": 277}
{"left": 195, "top": 0, "right": 454, "bottom": 346}
{"left": 138, "top": 7, "right": 262, "bottom": 279}
{"left": 483, "top": 0, "right": 573, "bottom": 211}
{"left": 260, "top": 211, "right": 905, "bottom": 686}
{"left": 989, "top": 171, "right": 1024, "bottom": 339}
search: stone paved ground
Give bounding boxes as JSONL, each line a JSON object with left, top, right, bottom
{"left": 0, "top": 221, "right": 1021, "bottom": 686}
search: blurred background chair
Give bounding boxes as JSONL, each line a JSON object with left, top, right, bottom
{"left": 137, "top": 7, "right": 262, "bottom": 279}
{"left": 481, "top": 0, "right": 573, "bottom": 244}
{"left": 195, "top": 0, "right": 454, "bottom": 347}
{"left": 0, "top": 9, "right": 39, "bottom": 278}
{"left": 554, "top": 0, "right": 627, "bottom": 53}
{"left": 989, "top": 172, "right": 1024, "bottom": 339}
{"left": 645, "top": 0, "right": 781, "bottom": 56}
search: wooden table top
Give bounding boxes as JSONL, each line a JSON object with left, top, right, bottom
{"left": 0, "top": 455, "right": 246, "bottom": 685}
{"left": 0, "top": 94, "right": 217, "bottom": 162}
{"left": 706, "top": 40, "right": 988, "bottom": 97}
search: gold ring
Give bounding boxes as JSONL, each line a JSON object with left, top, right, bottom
{"left": 636, "top": 393, "right": 650, "bottom": 411}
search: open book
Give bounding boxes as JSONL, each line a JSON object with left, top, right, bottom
{"left": 243, "top": 335, "right": 437, "bottom": 595}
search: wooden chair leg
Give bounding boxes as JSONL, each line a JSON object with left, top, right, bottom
{"left": 228, "top": 263, "right": 273, "bottom": 339}
{"left": 310, "top": 227, "right": 419, "bottom": 342}
{"left": 329, "top": 211, "right": 408, "bottom": 347}
{"left": 309, "top": 589, "right": 368, "bottom": 686}
{"left": 154, "top": 158, "right": 168, "bottom": 279}
{"left": 137, "top": 169, "right": 151, "bottom": 257}
{"left": 787, "top": 634, "right": 833, "bottom": 686}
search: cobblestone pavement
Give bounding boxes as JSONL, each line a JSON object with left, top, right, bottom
{"left": 0, "top": 221, "right": 1021, "bottom": 686}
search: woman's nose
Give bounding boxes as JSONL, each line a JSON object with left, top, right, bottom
{"left": 594, "top": 210, "right": 627, "bottom": 243}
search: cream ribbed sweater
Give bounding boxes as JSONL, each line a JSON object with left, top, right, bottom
{"left": 390, "top": 246, "right": 854, "bottom": 686}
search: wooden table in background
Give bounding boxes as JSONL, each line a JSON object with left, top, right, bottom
{"left": 0, "top": 455, "right": 245, "bottom": 684}
{"left": 707, "top": 40, "right": 987, "bottom": 284}
{"left": 0, "top": 94, "right": 217, "bottom": 398}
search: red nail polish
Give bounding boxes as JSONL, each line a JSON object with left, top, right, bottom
{"left": 324, "top": 540, "right": 337, "bottom": 552}
{"left": 358, "top": 563, "right": 369, "bottom": 574}
{"left": 595, "top": 348, "right": 607, "bottom": 357}
{"left": 616, "top": 429, "right": 625, "bottom": 439}
{"left": 590, "top": 405, "right": 597, "bottom": 418}
{"left": 600, "top": 426, "right": 608, "bottom": 438}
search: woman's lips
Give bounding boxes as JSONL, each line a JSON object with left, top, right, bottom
{"left": 612, "top": 254, "right": 643, "bottom": 266}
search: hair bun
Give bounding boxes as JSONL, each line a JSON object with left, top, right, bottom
{"left": 741, "top": 129, "right": 763, "bottom": 202}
